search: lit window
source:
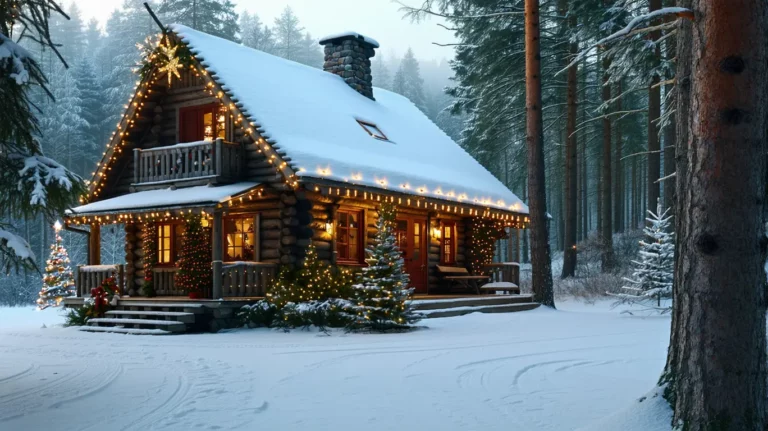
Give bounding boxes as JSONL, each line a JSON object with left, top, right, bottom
{"left": 336, "top": 209, "right": 364, "bottom": 263}
{"left": 441, "top": 221, "right": 457, "bottom": 265}
{"left": 357, "top": 120, "right": 389, "bottom": 141}
{"left": 179, "top": 103, "right": 227, "bottom": 143}
{"left": 157, "top": 223, "right": 184, "bottom": 264}
{"left": 224, "top": 215, "right": 256, "bottom": 261}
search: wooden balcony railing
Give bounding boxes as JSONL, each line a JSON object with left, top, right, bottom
{"left": 221, "top": 262, "right": 277, "bottom": 297}
{"left": 76, "top": 264, "right": 125, "bottom": 297}
{"left": 133, "top": 138, "right": 243, "bottom": 187}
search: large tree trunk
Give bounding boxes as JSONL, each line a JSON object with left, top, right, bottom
{"left": 600, "top": 40, "right": 615, "bottom": 271}
{"left": 647, "top": 0, "right": 663, "bottom": 217}
{"left": 524, "top": 0, "right": 554, "bottom": 307}
{"left": 662, "top": 1, "right": 768, "bottom": 428}
{"left": 561, "top": 1, "right": 578, "bottom": 278}
{"left": 614, "top": 80, "right": 624, "bottom": 233}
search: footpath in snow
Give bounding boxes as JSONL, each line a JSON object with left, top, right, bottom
{"left": 0, "top": 300, "right": 671, "bottom": 431}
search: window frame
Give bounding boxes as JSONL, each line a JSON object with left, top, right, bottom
{"left": 335, "top": 208, "right": 365, "bottom": 265}
{"left": 357, "top": 120, "right": 390, "bottom": 142}
{"left": 223, "top": 213, "right": 259, "bottom": 263}
{"left": 440, "top": 220, "right": 457, "bottom": 265}
{"left": 156, "top": 222, "right": 184, "bottom": 266}
{"left": 178, "top": 103, "right": 229, "bottom": 143}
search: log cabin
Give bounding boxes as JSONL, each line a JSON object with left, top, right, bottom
{"left": 64, "top": 25, "right": 529, "bottom": 302}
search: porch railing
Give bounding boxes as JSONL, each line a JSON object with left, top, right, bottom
{"left": 76, "top": 264, "right": 125, "bottom": 297}
{"left": 483, "top": 262, "right": 520, "bottom": 286}
{"left": 221, "top": 262, "right": 277, "bottom": 297}
{"left": 153, "top": 267, "right": 182, "bottom": 296}
{"left": 133, "top": 138, "right": 243, "bottom": 186}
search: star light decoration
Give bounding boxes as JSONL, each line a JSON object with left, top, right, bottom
{"left": 157, "top": 42, "right": 182, "bottom": 85}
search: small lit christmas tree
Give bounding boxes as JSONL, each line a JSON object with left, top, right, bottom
{"left": 348, "top": 203, "right": 420, "bottom": 331}
{"left": 37, "top": 221, "right": 75, "bottom": 309}
{"left": 614, "top": 199, "right": 674, "bottom": 312}
{"left": 176, "top": 215, "right": 212, "bottom": 298}
{"left": 267, "top": 244, "right": 338, "bottom": 308}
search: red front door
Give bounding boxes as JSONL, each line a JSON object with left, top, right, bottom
{"left": 395, "top": 217, "right": 428, "bottom": 294}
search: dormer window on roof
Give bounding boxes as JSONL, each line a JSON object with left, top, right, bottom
{"left": 357, "top": 120, "right": 389, "bottom": 142}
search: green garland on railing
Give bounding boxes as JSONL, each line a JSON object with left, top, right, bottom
{"left": 142, "top": 222, "right": 157, "bottom": 284}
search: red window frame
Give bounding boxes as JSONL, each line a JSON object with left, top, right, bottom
{"left": 178, "top": 103, "right": 227, "bottom": 143}
{"left": 440, "top": 221, "right": 457, "bottom": 265}
{"left": 336, "top": 209, "right": 365, "bottom": 264}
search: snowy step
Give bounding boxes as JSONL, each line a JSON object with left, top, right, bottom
{"left": 105, "top": 310, "right": 196, "bottom": 324}
{"left": 411, "top": 295, "right": 533, "bottom": 311}
{"left": 116, "top": 302, "right": 206, "bottom": 314}
{"left": 87, "top": 318, "right": 187, "bottom": 333}
{"left": 78, "top": 326, "right": 173, "bottom": 336}
{"left": 421, "top": 302, "right": 540, "bottom": 319}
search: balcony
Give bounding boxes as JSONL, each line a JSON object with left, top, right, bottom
{"left": 133, "top": 139, "right": 243, "bottom": 190}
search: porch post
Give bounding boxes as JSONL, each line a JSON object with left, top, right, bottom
{"left": 89, "top": 224, "right": 101, "bottom": 265}
{"left": 212, "top": 211, "right": 223, "bottom": 299}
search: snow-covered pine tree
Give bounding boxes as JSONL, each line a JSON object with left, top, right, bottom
{"left": 240, "top": 11, "right": 276, "bottom": 54}
{"left": 393, "top": 48, "right": 427, "bottom": 112}
{"left": 614, "top": 198, "right": 673, "bottom": 311}
{"left": 39, "top": 64, "right": 88, "bottom": 172}
{"left": 348, "top": 203, "right": 420, "bottom": 331}
{"left": 74, "top": 57, "right": 103, "bottom": 176}
{"left": 372, "top": 54, "right": 392, "bottom": 91}
{"left": 273, "top": 6, "right": 304, "bottom": 62}
{"left": 296, "top": 32, "right": 323, "bottom": 68}
{"left": 37, "top": 222, "right": 75, "bottom": 309}
{"left": 158, "top": 0, "right": 239, "bottom": 42}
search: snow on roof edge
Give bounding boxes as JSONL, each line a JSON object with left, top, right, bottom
{"left": 319, "top": 31, "right": 380, "bottom": 48}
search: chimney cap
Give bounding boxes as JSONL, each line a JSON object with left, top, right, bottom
{"left": 319, "top": 31, "right": 380, "bottom": 49}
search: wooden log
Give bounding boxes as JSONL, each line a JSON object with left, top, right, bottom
{"left": 262, "top": 230, "right": 280, "bottom": 240}
{"left": 262, "top": 239, "right": 280, "bottom": 249}
{"left": 281, "top": 194, "right": 298, "bottom": 205}
{"left": 281, "top": 235, "right": 297, "bottom": 246}
{"left": 312, "top": 240, "right": 331, "bottom": 250}
{"left": 261, "top": 219, "right": 282, "bottom": 230}
{"left": 261, "top": 249, "right": 280, "bottom": 259}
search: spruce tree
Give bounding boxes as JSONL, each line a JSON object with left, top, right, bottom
{"left": 296, "top": 33, "right": 323, "bottom": 68}
{"left": 39, "top": 65, "right": 87, "bottom": 172}
{"left": 372, "top": 54, "right": 392, "bottom": 90}
{"left": 614, "top": 199, "right": 673, "bottom": 311}
{"left": 267, "top": 244, "right": 339, "bottom": 308}
{"left": 273, "top": 6, "right": 304, "bottom": 62}
{"left": 240, "top": 12, "right": 276, "bottom": 54}
{"left": 348, "top": 203, "right": 420, "bottom": 331}
{"left": 37, "top": 222, "right": 75, "bottom": 309}
{"left": 74, "top": 58, "right": 103, "bottom": 176}
{"left": 159, "top": 0, "right": 239, "bottom": 42}
{"left": 176, "top": 215, "right": 212, "bottom": 298}
{"left": 393, "top": 48, "right": 427, "bottom": 112}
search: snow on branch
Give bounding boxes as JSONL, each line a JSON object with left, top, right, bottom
{"left": 16, "top": 154, "right": 76, "bottom": 207}
{"left": 556, "top": 7, "right": 693, "bottom": 77}
{"left": 0, "top": 34, "right": 33, "bottom": 85}
{"left": 0, "top": 228, "right": 36, "bottom": 273}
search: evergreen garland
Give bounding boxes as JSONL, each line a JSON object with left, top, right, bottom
{"left": 142, "top": 222, "right": 157, "bottom": 288}
{"left": 347, "top": 203, "right": 421, "bottom": 331}
{"left": 137, "top": 35, "right": 194, "bottom": 81}
{"left": 466, "top": 219, "right": 507, "bottom": 275}
{"left": 176, "top": 215, "right": 212, "bottom": 297}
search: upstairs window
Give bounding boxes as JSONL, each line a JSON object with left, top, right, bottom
{"left": 179, "top": 103, "right": 228, "bottom": 143}
{"left": 357, "top": 120, "right": 389, "bottom": 141}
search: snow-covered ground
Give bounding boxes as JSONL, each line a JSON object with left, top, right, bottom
{"left": 0, "top": 300, "right": 672, "bottom": 431}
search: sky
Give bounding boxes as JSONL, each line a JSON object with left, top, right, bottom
{"left": 72, "top": 0, "right": 457, "bottom": 62}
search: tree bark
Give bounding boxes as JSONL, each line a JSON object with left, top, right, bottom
{"left": 561, "top": 1, "right": 578, "bottom": 278}
{"left": 600, "top": 37, "right": 615, "bottom": 271}
{"left": 662, "top": 1, "right": 768, "bottom": 428}
{"left": 524, "top": 0, "right": 554, "bottom": 307}
{"left": 647, "top": 0, "right": 663, "bottom": 218}
{"left": 614, "top": 80, "right": 624, "bottom": 233}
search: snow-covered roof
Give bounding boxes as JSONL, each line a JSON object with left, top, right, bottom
{"left": 67, "top": 183, "right": 260, "bottom": 215}
{"left": 170, "top": 25, "right": 528, "bottom": 215}
{"left": 319, "top": 31, "right": 380, "bottom": 48}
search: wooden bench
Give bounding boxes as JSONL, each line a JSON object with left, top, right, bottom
{"left": 481, "top": 263, "right": 521, "bottom": 295}
{"left": 436, "top": 265, "right": 490, "bottom": 294}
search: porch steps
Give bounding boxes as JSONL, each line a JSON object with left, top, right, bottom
{"left": 105, "top": 310, "right": 197, "bottom": 324}
{"left": 411, "top": 294, "right": 539, "bottom": 318}
{"left": 79, "top": 326, "right": 173, "bottom": 336}
{"left": 85, "top": 317, "right": 188, "bottom": 333}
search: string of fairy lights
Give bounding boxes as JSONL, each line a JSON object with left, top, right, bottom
{"left": 74, "top": 32, "right": 529, "bottom": 228}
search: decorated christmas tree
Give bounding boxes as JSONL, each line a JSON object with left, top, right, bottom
{"left": 348, "top": 203, "right": 420, "bottom": 331}
{"left": 267, "top": 244, "right": 339, "bottom": 308}
{"left": 176, "top": 215, "right": 212, "bottom": 298}
{"left": 614, "top": 199, "right": 674, "bottom": 312}
{"left": 37, "top": 221, "right": 76, "bottom": 309}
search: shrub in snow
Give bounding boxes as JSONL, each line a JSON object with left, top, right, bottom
{"left": 237, "top": 300, "right": 278, "bottom": 328}
{"left": 273, "top": 299, "right": 354, "bottom": 331}
{"left": 347, "top": 203, "right": 421, "bottom": 331}
{"left": 64, "top": 299, "right": 95, "bottom": 327}
{"left": 37, "top": 227, "right": 75, "bottom": 309}
{"left": 612, "top": 199, "right": 673, "bottom": 312}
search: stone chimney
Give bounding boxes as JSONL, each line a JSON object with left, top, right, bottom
{"left": 319, "top": 32, "right": 379, "bottom": 100}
